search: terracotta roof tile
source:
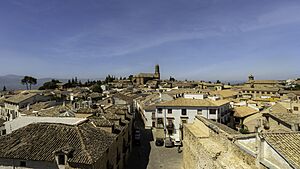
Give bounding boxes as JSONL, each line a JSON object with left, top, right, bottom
{"left": 261, "top": 132, "right": 300, "bottom": 169}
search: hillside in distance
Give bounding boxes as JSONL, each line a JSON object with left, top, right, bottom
{"left": 0, "top": 74, "right": 102, "bottom": 90}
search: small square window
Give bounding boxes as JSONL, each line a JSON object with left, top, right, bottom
{"left": 168, "top": 109, "right": 172, "bottom": 114}
{"left": 294, "top": 107, "right": 299, "bottom": 111}
{"left": 197, "top": 109, "right": 202, "bottom": 115}
{"left": 158, "top": 108, "right": 162, "bottom": 114}
{"left": 181, "top": 109, "right": 187, "bottom": 115}
{"left": 210, "top": 109, "right": 216, "bottom": 115}
{"left": 20, "top": 161, "right": 26, "bottom": 167}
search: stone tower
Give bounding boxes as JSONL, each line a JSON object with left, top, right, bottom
{"left": 154, "top": 64, "right": 160, "bottom": 79}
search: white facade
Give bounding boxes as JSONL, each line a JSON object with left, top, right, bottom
{"left": 4, "top": 94, "right": 49, "bottom": 121}
{"left": 259, "top": 139, "right": 293, "bottom": 169}
{"left": 184, "top": 94, "right": 207, "bottom": 100}
{"left": 155, "top": 104, "right": 230, "bottom": 140}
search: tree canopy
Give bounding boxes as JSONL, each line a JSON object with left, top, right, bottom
{"left": 39, "top": 79, "right": 61, "bottom": 90}
{"left": 21, "top": 76, "right": 37, "bottom": 90}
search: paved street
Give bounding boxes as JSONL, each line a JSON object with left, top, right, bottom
{"left": 126, "top": 112, "right": 183, "bottom": 169}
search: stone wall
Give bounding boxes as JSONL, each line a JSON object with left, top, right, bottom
{"left": 183, "top": 117, "right": 263, "bottom": 169}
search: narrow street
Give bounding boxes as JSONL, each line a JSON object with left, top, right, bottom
{"left": 126, "top": 111, "right": 183, "bottom": 169}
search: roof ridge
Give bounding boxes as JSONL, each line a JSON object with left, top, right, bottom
{"left": 75, "top": 126, "right": 94, "bottom": 163}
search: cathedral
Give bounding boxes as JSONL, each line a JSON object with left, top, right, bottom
{"left": 133, "top": 65, "right": 160, "bottom": 85}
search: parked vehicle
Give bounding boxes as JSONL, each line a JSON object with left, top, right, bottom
{"left": 174, "top": 138, "right": 182, "bottom": 147}
{"left": 155, "top": 138, "right": 164, "bottom": 146}
{"left": 165, "top": 137, "right": 174, "bottom": 148}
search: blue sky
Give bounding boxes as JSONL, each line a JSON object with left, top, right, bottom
{"left": 0, "top": 0, "right": 299, "bottom": 81}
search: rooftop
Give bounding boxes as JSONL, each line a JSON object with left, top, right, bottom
{"left": 209, "top": 90, "right": 239, "bottom": 98}
{"left": 156, "top": 98, "right": 230, "bottom": 107}
{"left": 0, "top": 122, "right": 116, "bottom": 164}
{"left": 5, "top": 93, "right": 37, "bottom": 104}
{"left": 233, "top": 106, "right": 258, "bottom": 118}
{"left": 261, "top": 132, "right": 300, "bottom": 169}
{"left": 263, "top": 112, "right": 300, "bottom": 126}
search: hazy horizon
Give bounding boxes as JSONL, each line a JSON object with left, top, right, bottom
{"left": 1, "top": 0, "right": 299, "bottom": 81}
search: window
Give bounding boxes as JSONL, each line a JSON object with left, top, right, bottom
{"left": 1, "top": 129, "right": 6, "bottom": 135}
{"left": 197, "top": 109, "right": 202, "bottom": 115}
{"left": 152, "top": 121, "right": 156, "bottom": 127}
{"left": 157, "top": 118, "right": 164, "bottom": 128}
{"left": 58, "top": 155, "right": 65, "bottom": 165}
{"left": 168, "top": 109, "right": 172, "bottom": 114}
{"left": 181, "top": 109, "right": 187, "bottom": 115}
{"left": 182, "top": 119, "right": 187, "bottom": 124}
{"left": 158, "top": 108, "right": 162, "bottom": 114}
{"left": 209, "top": 109, "right": 216, "bottom": 115}
{"left": 152, "top": 112, "right": 155, "bottom": 118}
{"left": 20, "top": 161, "right": 26, "bottom": 167}
{"left": 294, "top": 107, "right": 299, "bottom": 111}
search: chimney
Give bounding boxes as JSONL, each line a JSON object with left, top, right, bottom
{"left": 27, "top": 104, "right": 30, "bottom": 111}
{"left": 63, "top": 101, "right": 66, "bottom": 107}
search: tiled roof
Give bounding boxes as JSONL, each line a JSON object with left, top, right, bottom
{"left": 113, "top": 93, "right": 134, "bottom": 103}
{"left": 156, "top": 98, "right": 229, "bottom": 107}
{"left": 233, "top": 106, "right": 258, "bottom": 118}
{"left": 5, "top": 93, "right": 37, "bottom": 104}
{"left": 263, "top": 112, "right": 300, "bottom": 126}
{"left": 0, "top": 123, "right": 116, "bottom": 164}
{"left": 209, "top": 90, "right": 239, "bottom": 98}
{"left": 246, "top": 80, "right": 283, "bottom": 84}
{"left": 241, "top": 87, "right": 280, "bottom": 92}
{"left": 261, "top": 132, "right": 300, "bottom": 169}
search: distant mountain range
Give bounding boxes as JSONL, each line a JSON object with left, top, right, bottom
{"left": 0, "top": 75, "right": 102, "bottom": 90}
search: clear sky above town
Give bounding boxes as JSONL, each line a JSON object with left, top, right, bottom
{"left": 0, "top": 0, "right": 299, "bottom": 81}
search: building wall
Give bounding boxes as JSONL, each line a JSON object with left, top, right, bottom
{"left": 143, "top": 110, "right": 154, "bottom": 127}
{"left": 266, "top": 116, "right": 292, "bottom": 132}
{"left": 182, "top": 117, "right": 260, "bottom": 169}
{"left": 0, "top": 158, "right": 58, "bottom": 169}
{"left": 259, "top": 141, "right": 292, "bottom": 169}
{"left": 156, "top": 104, "right": 230, "bottom": 139}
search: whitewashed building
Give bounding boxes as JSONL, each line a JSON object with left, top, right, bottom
{"left": 155, "top": 98, "right": 231, "bottom": 140}
{"left": 4, "top": 92, "right": 49, "bottom": 121}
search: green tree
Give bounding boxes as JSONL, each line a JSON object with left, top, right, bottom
{"left": 39, "top": 79, "right": 60, "bottom": 90}
{"left": 169, "top": 76, "right": 175, "bottom": 82}
{"left": 216, "top": 80, "right": 221, "bottom": 84}
{"left": 2, "top": 86, "right": 6, "bottom": 91}
{"left": 28, "top": 76, "right": 37, "bottom": 90}
{"left": 21, "top": 76, "right": 37, "bottom": 90}
{"left": 128, "top": 75, "right": 133, "bottom": 81}
{"left": 21, "top": 76, "right": 29, "bottom": 90}
{"left": 105, "top": 75, "right": 115, "bottom": 83}
{"left": 91, "top": 83, "right": 103, "bottom": 93}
